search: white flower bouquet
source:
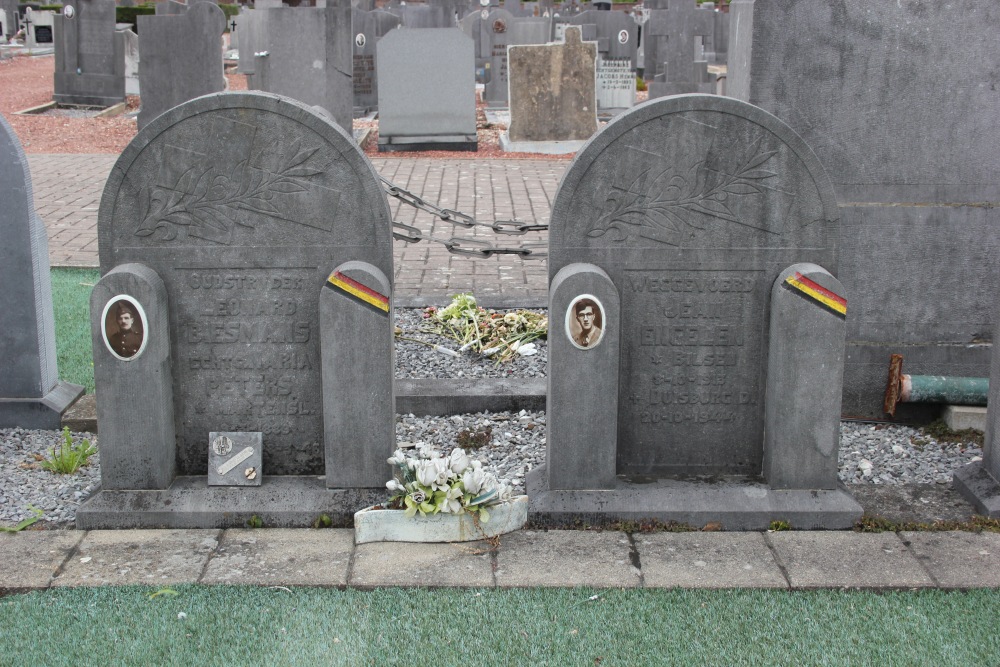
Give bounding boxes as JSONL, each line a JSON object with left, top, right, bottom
{"left": 384, "top": 444, "right": 514, "bottom": 522}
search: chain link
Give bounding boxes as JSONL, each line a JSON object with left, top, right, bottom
{"left": 382, "top": 175, "right": 548, "bottom": 259}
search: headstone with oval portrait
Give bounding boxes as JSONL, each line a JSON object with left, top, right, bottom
{"left": 0, "top": 113, "right": 84, "bottom": 430}
{"left": 532, "top": 94, "right": 861, "bottom": 528}
{"left": 88, "top": 91, "right": 394, "bottom": 504}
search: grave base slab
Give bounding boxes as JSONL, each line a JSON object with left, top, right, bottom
{"left": 75, "top": 476, "right": 384, "bottom": 529}
{"left": 499, "top": 132, "right": 588, "bottom": 155}
{"left": 0, "top": 381, "right": 84, "bottom": 430}
{"left": 953, "top": 462, "right": 1000, "bottom": 517}
{"left": 526, "top": 466, "right": 863, "bottom": 530}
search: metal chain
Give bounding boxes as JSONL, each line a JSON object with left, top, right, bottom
{"left": 381, "top": 176, "right": 549, "bottom": 259}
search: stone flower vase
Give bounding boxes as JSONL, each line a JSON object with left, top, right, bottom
{"left": 353, "top": 495, "right": 529, "bottom": 544}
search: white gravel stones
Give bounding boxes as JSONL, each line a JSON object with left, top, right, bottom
{"left": 0, "top": 428, "right": 101, "bottom": 528}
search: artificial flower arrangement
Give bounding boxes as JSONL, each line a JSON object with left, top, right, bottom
{"left": 384, "top": 444, "right": 514, "bottom": 522}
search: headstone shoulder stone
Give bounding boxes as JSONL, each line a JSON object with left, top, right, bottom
{"left": 98, "top": 91, "right": 393, "bottom": 476}
{"left": 0, "top": 112, "right": 84, "bottom": 428}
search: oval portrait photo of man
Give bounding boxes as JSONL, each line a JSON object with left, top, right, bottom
{"left": 566, "top": 295, "right": 605, "bottom": 350}
{"left": 101, "top": 296, "right": 148, "bottom": 361}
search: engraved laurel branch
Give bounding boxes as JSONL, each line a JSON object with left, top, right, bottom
{"left": 134, "top": 140, "right": 325, "bottom": 242}
{"left": 586, "top": 138, "right": 778, "bottom": 245}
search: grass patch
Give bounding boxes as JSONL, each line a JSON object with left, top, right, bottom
{"left": 918, "top": 419, "right": 984, "bottom": 448}
{"left": 51, "top": 268, "right": 100, "bottom": 394}
{"left": 1, "top": 586, "right": 1000, "bottom": 665}
{"left": 855, "top": 513, "right": 1000, "bottom": 534}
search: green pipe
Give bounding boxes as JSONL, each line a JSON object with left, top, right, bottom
{"left": 900, "top": 375, "right": 988, "bottom": 406}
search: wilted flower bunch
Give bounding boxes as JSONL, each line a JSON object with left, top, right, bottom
{"left": 386, "top": 444, "right": 513, "bottom": 522}
{"left": 420, "top": 293, "right": 547, "bottom": 364}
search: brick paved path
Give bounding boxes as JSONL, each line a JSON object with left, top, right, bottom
{"left": 27, "top": 155, "right": 568, "bottom": 303}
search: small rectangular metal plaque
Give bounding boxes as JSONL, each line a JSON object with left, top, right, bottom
{"left": 207, "top": 431, "right": 263, "bottom": 486}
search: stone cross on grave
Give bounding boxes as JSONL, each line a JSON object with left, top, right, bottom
{"left": 230, "top": 19, "right": 236, "bottom": 32}
{"left": 646, "top": 0, "right": 713, "bottom": 83}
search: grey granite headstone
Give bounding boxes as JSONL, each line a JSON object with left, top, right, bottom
{"left": 645, "top": 0, "right": 713, "bottom": 95}
{"left": 155, "top": 0, "right": 187, "bottom": 16}
{"left": 53, "top": 0, "right": 125, "bottom": 107}
{"left": 97, "top": 91, "right": 393, "bottom": 478}
{"left": 235, "top": 6, "right": 258, "bottom": 76}
{"left": 208, "top": 431, "right": 263, "bottom": 486}
{"left": 249, "top": 1, "right": 353, "bottom": 132}
{"left": 352, "top": 9, "right": 400, "bottom": 115}
{"left": 137, "top": 1, "right": 226, "bottom": 130}
{"left": 0, "top": 113, "right": 84, "bottom": 429}
{"left": 376, "top": 28, "right": 476, "bottom": 151}
{"left": 25, "top": 9, "right": 54, "bottom": 48}
{"left": 481, "top": 9, "right": 514, "bottom": 107}
{"left": 530, "top": 95, "right": 860, "bottom": 528}
{"left": 730, "top": 0, "right": 1000, "bottom": 418}
{"left": 569, "top": 9, "right": 636, "bottom": 113}
{"left": 506, "top": 27, "right": 597, "bottom": 144}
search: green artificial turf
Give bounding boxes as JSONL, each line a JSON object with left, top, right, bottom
{"left": 51, "top": 268, "right": 100, "bottom": 394}
{"left": 1, "top": 585, "right": 999, "bottom": 666}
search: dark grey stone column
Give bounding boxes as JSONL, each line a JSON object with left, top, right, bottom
{"left": 0, "top": 112, "right": 83, "bottom": 430}
{"left": 547, "top": 262, "right": 619, "bottom": 490}
{"left": 764, "top": 263, "right": 846, "bottom": 490}
{"left": 320, "top": 261, "right": 394, "bottom": 488}
{"left": 90, "top": 263, "right": 175, "bottom": 490}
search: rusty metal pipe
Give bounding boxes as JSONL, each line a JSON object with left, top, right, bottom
{"left": 884, "top": 353, "right": 988, "bottom": 417}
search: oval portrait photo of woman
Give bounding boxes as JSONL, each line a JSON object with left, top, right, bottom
{"left": 566, "top": 295, "right": 605, "bottom": 350}
{"left": 101, "top": 296, "right": 148, "bottom": 361}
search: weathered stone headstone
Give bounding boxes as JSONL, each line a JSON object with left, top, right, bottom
{"left": 0, "top": 113, "right": 84, "bottom": 429}
{"left": 249, "top": 1, "right": 353, "bottom": 132}
{"left": 569, "top": 9, "right": 636, "bottom": 113}
{"left": 352, "top": 9, "right": 400, "bottom": 116}
{"left": 377, "top": 28, "right": 476, "bottom": 151}
{"left": 82, "top": 92, "right": 394, "bottom": 526}
{"left": 481, "top": 8, "right": 513, "bottom": 107}
{"left": 530, "top": 94, "right": 860, "bottom": 528}
{"left": 645, "top": 0, "right": 714, "bottom": 95}
{"left": 122, "top": 28, "right": 139, "bottom": 95}
{"left": 729, "top": 0, "right": 1000, "bottom": 418}
{"left": 154, "top": 0, "right": 187, "bottom": 16}
{"left": 505, "top": 26, "right": 596, "bottom": 149}
{"left": 53, "top": 0, "right": 125, "bottom": 107}
{"left": 235, "top": 6, "right": 258, "bottom": 79}
{"left": 137, "top": 2, "right": 225, "bottom": 130}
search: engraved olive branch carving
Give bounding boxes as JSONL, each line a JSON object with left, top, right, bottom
{"left": 134, "top": 139, "right": 325, "bottom": 242}
{"left": 586, "top": 139, "right": 778, "bottom": 244}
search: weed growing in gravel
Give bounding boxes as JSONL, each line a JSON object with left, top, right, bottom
{"left": 0, "top": 505, "right": 43, "bottom": 533}
{"left": 40, "top": 427, "right": 97, "bottom": 474}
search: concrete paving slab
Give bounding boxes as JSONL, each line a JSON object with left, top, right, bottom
{"left": 495, "top": 530, "right": 641, "bottom": 588}
{"left": 350, "top": 541, "right": 494, "bottom": 588}
{"left": 767, "top": 531, "right": 933, "bottom": 589}
{"left": 901, "top": 531, "right": 1000, "bottom": 588}
{"left": 201, "top": 529, "right": 354, "bottom": 587}
{"left": 0, "top": 531, "right": 84, "bottom": 592}
{"left": 51, "top": 529, "right": 221, "bottom": 587}
{"left": 637, "top": 532, "right": 787, "bottom": 589}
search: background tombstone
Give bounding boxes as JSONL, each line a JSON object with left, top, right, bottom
{"left": 569, "top": 8, "right": 636, "bottom": 114}
{"left": 530, "top": 94, "right": 860, "bottom": 529}
{"left": 122, "top": 28, "right": 139, "bottom": 95}
{"left": 25, "top": 8, "right": 55, "bottom": 49}
{"left": 376, "top": 28, "right": 476, "bottom": 151}
{"left": 249, "top": 0, "right": 353, "bottom": 132}
{"left": 730, "top": 0, "right": 1000, "bottom": 419}
{"left": 645, "top": 0, "right": 714, "bottom": 96}
{"left": 80, "top": 91, "right": 394, "bottom": 527}
{"left": 481, "top": 8, "right": 514, "bottom": 107}
{"left": 504, "top": 26, "right": 596, "bottom": 151}
{"left": 235, "top": 6, "right": 258, "bottom": 81}
{"left": 0, "top": 113, "right": 84, "bottom": 429}
{"left": 53, "top": 0, "right": 126, "bottom": 107}
{"left": 0, "top": 9, "right": 6, "bottom": 39}
{"left": 154, "top": 0, "right": 187, "bottom": 15}
{"left": 137, "top": 1, "right": 226, "bottom": 130}
{"left": 352, "top": 8, "right": 400, "bottom": 116}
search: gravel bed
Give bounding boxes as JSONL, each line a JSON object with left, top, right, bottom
{"left": 0, "top": 417, "right": 983, "bottom": 530}
{"left": 394, "top": 308, "right": 547, "bottom": 379}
